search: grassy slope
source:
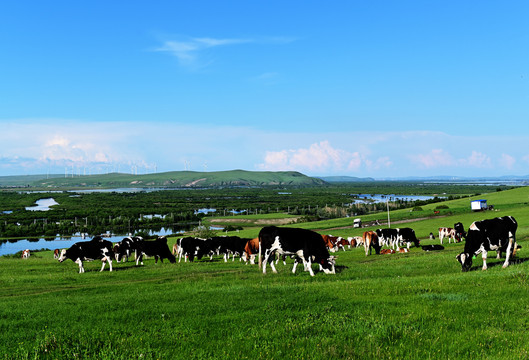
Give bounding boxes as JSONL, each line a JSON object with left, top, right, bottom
{"left": 1, "top": 187, "right": 529, "bottom": 359}
{"left": 21, "top": 170, "right": 325, "bottom": 188}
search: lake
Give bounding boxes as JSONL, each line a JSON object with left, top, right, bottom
{"left": 0, "top": 227, "right": 178, "bottom": 257}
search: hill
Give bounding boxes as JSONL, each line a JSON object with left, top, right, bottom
{"left": 2, "top": 170, "right": 327, "bottom": 188}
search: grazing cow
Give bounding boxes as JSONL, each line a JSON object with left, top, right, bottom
{"left": 422, "top": 245, "right": 445, "bottom": 251}
{"left": 259, "top": 226, "right": 335, "bottom": 276}
{"left": 175, "top": 237, "right": 212, "bottom": 262}
{"left": 438, "top": 227, "right": 456, "bottom": 244}
{"left": 380, "top": 248, "right": 395, "bottom": 254}
{"left": 335, "top": 237, "right": 350, "bottom": 250}
{"left": 21, "top": 249, "right": 30, "bottom": 259}
{"left": 363, "top": 231, "right": 381, "bottom": 256}
{"left": 397, "top": 228, "right": 420, "bottom": 249}
{"left": 321, "top": 235, "right": 338, "bottom": 253}
{"left": 53, "top": 249, "right": 60, "bottom": 259}
{"left": 456, "top": 216, "right": 517, "bottom": 272}
{"left": 212, "top": 236, "right": 250, "bottom": 262}
{"left": 136, "top": 236, "right": 176, "bottom": 265}
{"left": 243, "top": 237, "right": 259, "bottom": 264}
{"left": 58, "top": 236, "right": 114, "bottom": 273}
{"left": 454, "top": 222, "right": 466, "bottom": 242}
{"left": 113, "top": 236, "right": 142, "bottom": 262}
{"left": 349, "top": 236, "right": 364, "bottom": 247}
{"left": 375, "top": 228, "right": 398, "bottom": 248}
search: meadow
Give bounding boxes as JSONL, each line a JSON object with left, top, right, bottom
{"left": 1, "top": 186, "right": 529, "bottom": 359}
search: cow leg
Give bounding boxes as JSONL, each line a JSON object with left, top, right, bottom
{"left": 292, "top": 259, "right": 299, "bottom": 274}
{"left": 502, "top": 234, "right": 515, "bottom": 268}
{"left": 304, "top": 257, "right": 315, "bottom": 277}
{"left": 75, "top": 259, "right": 84, "bottom": 274}
{"left": 481, "top": 251, "right": 488, "bottom": 271}
{"left": 496, "top": 250, "right": 502, "bottom": 260}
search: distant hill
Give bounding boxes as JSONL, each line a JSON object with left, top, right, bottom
{"left": 0, "top": 170, "right": 327, "bottom": 188}
{"left": 318, "top": 176, "right": 375, "bottom": 182}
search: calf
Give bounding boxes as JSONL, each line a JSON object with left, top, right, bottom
{"left": 136, "top": 236, "right": 176, "bottom": 265}
{"left": 53, "top": 249, "right": 60, "bottom": 259}
{"left": 438, "top": 227, "right": 456, "bottom": 244}
{"left": 456, "top": 216, "right": 517, "bottom": 271}
{"left": 21, "top": 249, "right": 30, "bottom": 259}
{"left": 58, "top": 236, "right": 114, "bottom": 273}
{"left": 380, "top": 248, "right": 395, "bottom": 254}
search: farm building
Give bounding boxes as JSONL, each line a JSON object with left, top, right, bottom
{"left": 471, "top": 199, "right": 487, "bottom": 211}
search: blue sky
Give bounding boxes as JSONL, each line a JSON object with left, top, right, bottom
{"left": 1, "top": 1, "right": 528, "bottom": 178}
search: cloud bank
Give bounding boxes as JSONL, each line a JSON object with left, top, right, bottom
{"left": 1, "top": 120, "right": 529, "bottom": 178}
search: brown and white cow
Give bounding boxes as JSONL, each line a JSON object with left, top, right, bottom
{"left": 21, "top": 249, "right": 30, "bottom": 259}
{"left": 363, "top": 231, "right": 381, "bottom": 256}
{"left": 53, "top": 249, "right": 60, "bottom": 259}
{"left": 439, "top": 227, "right": 457, "bottom": 244}
{"left": 243, "top": 237, "right": 259, "bottom": 264}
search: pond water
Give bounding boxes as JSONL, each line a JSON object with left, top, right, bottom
{"left": 25, "top": 198, "right": 59, "bottom": 211}
{"left": 349, "top": 194, "right": 438, "bottom": 204}
{"left": 0, "top": 227, "right": 181, "bottom": 257}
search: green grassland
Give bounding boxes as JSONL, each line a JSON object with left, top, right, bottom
{"left": 2, "top": 187, "right": 529, "bottom": 359}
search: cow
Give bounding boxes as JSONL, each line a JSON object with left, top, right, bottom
{"left": 212, "top": 236, "right": 249, "bottom": 262}
{"left": 397, "top": 228, "right": 420, "bottom": 249}
{"left": 456, "top": 216, "right": 518, "bottom": 272}
{"left": 135, "top": 236, "right": 176, "bottom": 265}
{"left": 380, "top": 248, "right": 395, "bottom": 254}
{"left": 53, "top": 249, "right": 60, "bottom": 259}
{"left": 113, "top": 236, "right": 142, "bottom": 262}
{"left": 363, "top": 231, "right": 381, "bottom": 256}
{"left": 321, "top": 235, "right": 338, "bottom": 253}
{"left": 57, "top": 235, "right": 114, "bottom": 273}
{"left": 454, "top": 222, "right": 466, "bottom": 242}
{"left": 349, "top": 236, "right": 363, "bottom": 247}
{"left": 258, "top": 226, "right": 335, "bottom": 276}
{"left": 438, "top": 227, "right": 456, "bottom": 244}
{"left": 21, "top": 249, "right": 30, "bottom": 259}
{"left": 175, "top": 237, "right": 212, "bottom": 262}
{"left": 243, "top": 237, "right": 259, "bottom": 264}
{"left": 422, "top": 245, "right": 445, "bottom": 251}
{"left": 375, "top": 228, "right": 398, "bottom": 248}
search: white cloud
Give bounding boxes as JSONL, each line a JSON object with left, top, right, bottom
{"left": 500, "top": 153, "right": 515, "bottom": 170}
{"left": 257, "top": 140, "right": 390, "bottom": 174}
{"left": 410, "top": 149, "right": 455, "bottom": 168}
{"left": 154, "top": 37, "right": 252, "bottom": 68}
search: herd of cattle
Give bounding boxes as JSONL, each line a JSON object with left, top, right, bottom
{"left": 45, "top": 215, "right": 519, "bottom": 275}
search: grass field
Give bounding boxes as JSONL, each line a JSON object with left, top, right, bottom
{"left": 2, "top": 187, "right": 529, "bottom": 359}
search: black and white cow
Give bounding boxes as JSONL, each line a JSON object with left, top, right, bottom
{"left": 454, "top": 222, "right": 466, "bottom": 242}
{"left": 397, "top": 228, "right": 421, "bottom": 249}
{"left": 176, "top": 237, "right": 211, "bottom": 262}
{"left": 213, "top": 236, "right": 249, "bottom": 262}
{"left": 456, "top": 216, "right": 518, "bottom": 272}
{"left": 136, "top": 236, "right": 176, "bottom": 265}
{"left": 258, "top": 226, "right": 335, "bottom": 276}
{"left": 376, "top": 228, "right": 399, "bottom": 248}
{"left": 58, "top": 235, "right": 114, "bottom": 273}
{"left": 113, "top": 236, "right": 142, "bottom": 262}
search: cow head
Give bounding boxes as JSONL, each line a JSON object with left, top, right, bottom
{"left": 320, "top": 256, "right": 336, "bottom": 274}
{"left": 456, "top": 252, "right": 472, "bottom": 272}
{"left": 57, "top": 249, "right": 68, "bottom": 262}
